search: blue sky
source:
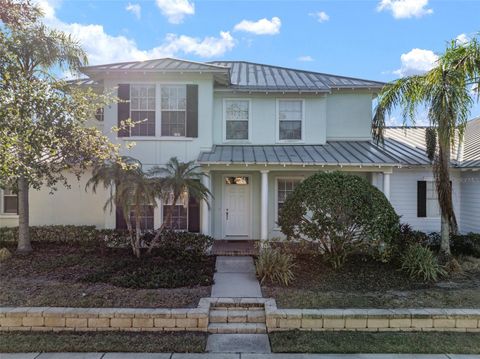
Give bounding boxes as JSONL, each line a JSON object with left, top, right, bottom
{"left": 39, "top": 0, "right": 480, "bottom": 121}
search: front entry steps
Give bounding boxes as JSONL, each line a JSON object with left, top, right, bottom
{"left": 207, "top": 299, "right": 267, "bottom": 334}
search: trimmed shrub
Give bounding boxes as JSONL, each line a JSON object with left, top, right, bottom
{"left": 255, "top": 242, "right": 295, "bottom": 286}
{"left": 425, "top": 232, "right": 480, "bottom": 258}
{"left": 401, "top": 243, "right": 446, "bottom": 282}
{"left": 0, "top": 225, "right": 102, "bottom": 243}
{"left": 144, "top": 230, "right": 214, "bottom": 259}
{"left": 278, "top": 172, "right": 400, "bottom": 268}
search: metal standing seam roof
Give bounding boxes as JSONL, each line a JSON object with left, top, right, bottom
{"left": 462, "top": 117, "right": 480, "bottom": 168}
{"left": 209, "top": 61, "right": 386, "bottom": 92}
{"left": 198, "top": 142, "right": 400, "bottom": 166}
{"left": 81, "top": 58, "right": 230, "bottom": 73}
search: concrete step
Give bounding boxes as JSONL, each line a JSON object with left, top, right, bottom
{"left": 209, "top": 309, "right": 266, "bottom": 324}
{"left": 207, "top": 322, "right": 267, "bottom": 334}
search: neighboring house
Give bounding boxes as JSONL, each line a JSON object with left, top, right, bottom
{"left": 0, "top": 58, "right": 479, "bottom": 237}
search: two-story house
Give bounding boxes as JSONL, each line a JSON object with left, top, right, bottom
{"left": 1, "top": 58, "right": 479, "bottom": 237}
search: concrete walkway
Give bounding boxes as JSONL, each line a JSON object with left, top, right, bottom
{"left": 211, "top": 256, "right": 261, "bottom": 298}
{"left": 2, "top": 353, "right": 478, "bottom": 358}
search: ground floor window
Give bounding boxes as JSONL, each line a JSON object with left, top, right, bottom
{"left": 163, "top": 204, "right": 188, "bottom": 230}
{"left": 1, "top": 188, "right": 18, "bottom": 214}
{"left": 276, "top": 178, "right": 302, "bottom": 222}
{"left": 417, "top": 180, "right": 441, "bottom": 218}
{"left": 116, "top": 204, "right": 154, "bottom": 230}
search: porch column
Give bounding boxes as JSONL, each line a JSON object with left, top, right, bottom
{"left": 201, "top": 170, "right": 210, "bottom": 236}
{"left": 383, "top": 172, "right": 391, "bottom": 201}
{"left": 260, "top": 170, "right": 269, "bottom": 240}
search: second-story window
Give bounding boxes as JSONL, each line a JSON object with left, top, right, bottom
{"left": 278, "top": 99, "right": 303, "bottom": 141}
{"left": 130, "top": 85, "right": 156, "bottom": 136}
{"left": 225, "top": 100, "right": 249, "bottom": 140}
{"left": 161, "top": 85, "right": 187, "bottom": 137}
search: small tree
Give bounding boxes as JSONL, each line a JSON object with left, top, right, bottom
{"left": 147, "top": 157, "right": 211, "bottom": 254}
{"left": 0, "top": 5, "right": 122, "bottom": 253}
{"left": 87, "top": 157, "right": 158, "bottom": 258}
{"left": 278, "top": 172, "right": 400, "bottom": 268}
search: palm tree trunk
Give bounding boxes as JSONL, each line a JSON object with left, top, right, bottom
{"left": 147, "top": 194, "right": 178, "bottom": 254}
{"left": 436, "top": 140, "right": 454, "bottom": 257}
{"left": 16, "top": 175, "right": 32, "bottom": 254}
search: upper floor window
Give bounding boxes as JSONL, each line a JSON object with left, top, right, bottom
{"left": 1, "top": 188, "right": 18, "bottom": 214}
{"left": 161, "top": 86, "right": 187, "bottom": 137}
{"left": 130, "top": 84, "right": 156, "bottom": 137}
{"left": 225, "top": 100, "right": 250, "bottom": 141}
{"left": 278, "top": 99, "right": 303, "bottom": 141}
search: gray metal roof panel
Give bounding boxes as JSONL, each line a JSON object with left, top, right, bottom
{"left": 198, "top": 142, "right": 400, "bottom": 166}
{"left": 209, "top": 61, "right": 384, "bottom": 92}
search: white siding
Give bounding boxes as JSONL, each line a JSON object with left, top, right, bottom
{"left": 390, "top": 168, "right": 461, "bottom": 233}
{"left": 459, "top": 171, "right": 480, "bottom": 233}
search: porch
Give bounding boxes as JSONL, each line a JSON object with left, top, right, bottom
{"left": 199, "top": 146, "right": 396, "bottom": 241}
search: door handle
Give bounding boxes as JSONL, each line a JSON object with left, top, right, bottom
{"left": 225, "top": 209, "right": 229, "bottom": 220}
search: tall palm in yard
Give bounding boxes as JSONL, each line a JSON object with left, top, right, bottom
{"left": 373, "top": 35, "right": 480, "bottom": 258}
{"left": 147, "top": 157, "right": 211, "bottom": 254}
{"left": 87, "top": 157, "right": 158, "bottom": 258}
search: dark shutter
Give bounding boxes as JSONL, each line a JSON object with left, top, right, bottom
{"left": 115, "top": 207, "right": 128, "bottom": 230}
{"left": 117, "top": 84, "right": 130, "bottom": 137}
{"left": 186, "top": 84, "right": 198, "bottom": 138}
{"left": 417, "top": 181, "right": 427, "bottom": 217}
{"left": 188, "top": 195, "right": 200, "bottom": 233}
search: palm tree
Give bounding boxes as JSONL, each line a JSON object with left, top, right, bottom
{"left": 147, "top": 157, "right": 211, "bottom": 254}
{"left": 87, "top": 157, "right": 158, "bottom": 258}
{"left": 373, "top": 40, "right": 478, "bottom": 258}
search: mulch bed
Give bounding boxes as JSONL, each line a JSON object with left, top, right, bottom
{"left": 0, "top": 242, "right": 214, "bottom": 308}
{"left": 262, "top": 253, "right": 480, "bottom": 308}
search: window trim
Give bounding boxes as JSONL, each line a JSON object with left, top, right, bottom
{"left": 276, "top": 98, "right": 305, "bottom": 143}
{"left": 128, "top": 82, "right": 158, "bottom": 138}
{"left": 274, "top": 176, "right": 303, "bottom": 228}
{"left": 0, "top": 188, "right": 19, "bottom": 216}
{"left": 223, "top": 98, "right": 252, "bottom": 143}
{"left": 160, "top": 84, "right": 187, "bottom": 137}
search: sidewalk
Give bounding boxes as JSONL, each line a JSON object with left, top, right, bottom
{"left": 2, "top": 353, "right": 478, "bottom": 358}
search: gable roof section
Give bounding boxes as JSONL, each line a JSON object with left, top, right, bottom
{"left": 209, "top": 61, "right": 385, "bottom": 92}
{"left": 462, "top": 117, "right": 480, "bottom": 168}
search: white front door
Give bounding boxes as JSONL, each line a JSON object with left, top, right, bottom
{"left": 223, "top": 176, "right": 250, "bottom": 237}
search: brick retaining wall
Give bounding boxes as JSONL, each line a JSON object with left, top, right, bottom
{"left": 1, "top": 298, "right": 479, "bottom": 333}
{"left": 264, "top": 299, "right": 480, "bottom": 332}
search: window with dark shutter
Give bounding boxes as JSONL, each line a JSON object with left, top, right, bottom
{"left": 417, "top": 181, "right": 427, "bottom": 218}
{"left": 186, "top": 84, "right": 198, "bottom": 138}
{"left": 188, "top": 195, "right": 200, "bottom": 233}
{"left": 117, "top": 84, "right": 130, "bottom": 137}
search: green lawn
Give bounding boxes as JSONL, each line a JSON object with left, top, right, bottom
{"left": 0, "top": 331, "right": 206, "bottom": 353}
{"left": 269, "top": 331, "right": 480, "bottom": 354}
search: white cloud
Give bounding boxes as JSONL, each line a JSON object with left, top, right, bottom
{"left": 393, "top": 48, "right": 438, "bottom": 77}
{"left": 234, "top": 17, "right": 281, "bottom": 35}
{"left": 377, "top": 0, "right": 433, "bottom": 19}
{"left": 456, "top": 33, "right": 469, "bottom": 45}
{"left": 35, "top": 0, "right": 234, "bottom": 67}
{"left": 126, "top": 3, "right": 141, "bottom": 19}
{"left": 309, "top": 11, "right": 329, "bottom": 23}
{"left": 297, "top": 55, "right": 314, "bottom": 62}
{"left": 155, "top": 0, "right": 194, "bottom": 24}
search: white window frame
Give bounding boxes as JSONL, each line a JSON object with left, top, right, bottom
{"left": 0, "top": 188, "right": 18, "bottom": 216}
{"left": 223, "top": 98, "right": 252, "bottom": 143}
{"left": 161, "top": 191, "right": 189, "bottom": 231}
{"left": 425, "top": 180, "right": 441, "bottom": 219}
{"left": 129, "top": 83, "right": 157, "bottom": 137}
{"left": 160, "top": 84, "right": 187, "bottom": 138}
{"left": 274, "top": 176, "right": 303, "bottom": 227}
{"left": 276, "top": 99, "right": 305, "bottom": 143}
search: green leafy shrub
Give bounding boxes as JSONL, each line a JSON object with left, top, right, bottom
{"left": 425, "top": 232, "right": 480, "bottom": 258}
{"left": 278, "top": 172, "right": 400, "bottom": 268}
{"left": 144, "top": 230, "right": 214, "bottom": 259}
{"left": 0, "top": 225, "right": 102, "bottom": 243}
{"left": 255, "top": 242, "right": 295, "bottom": 286}
{"left": 401, "top": 243, "right": 446, "bottom": 282}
